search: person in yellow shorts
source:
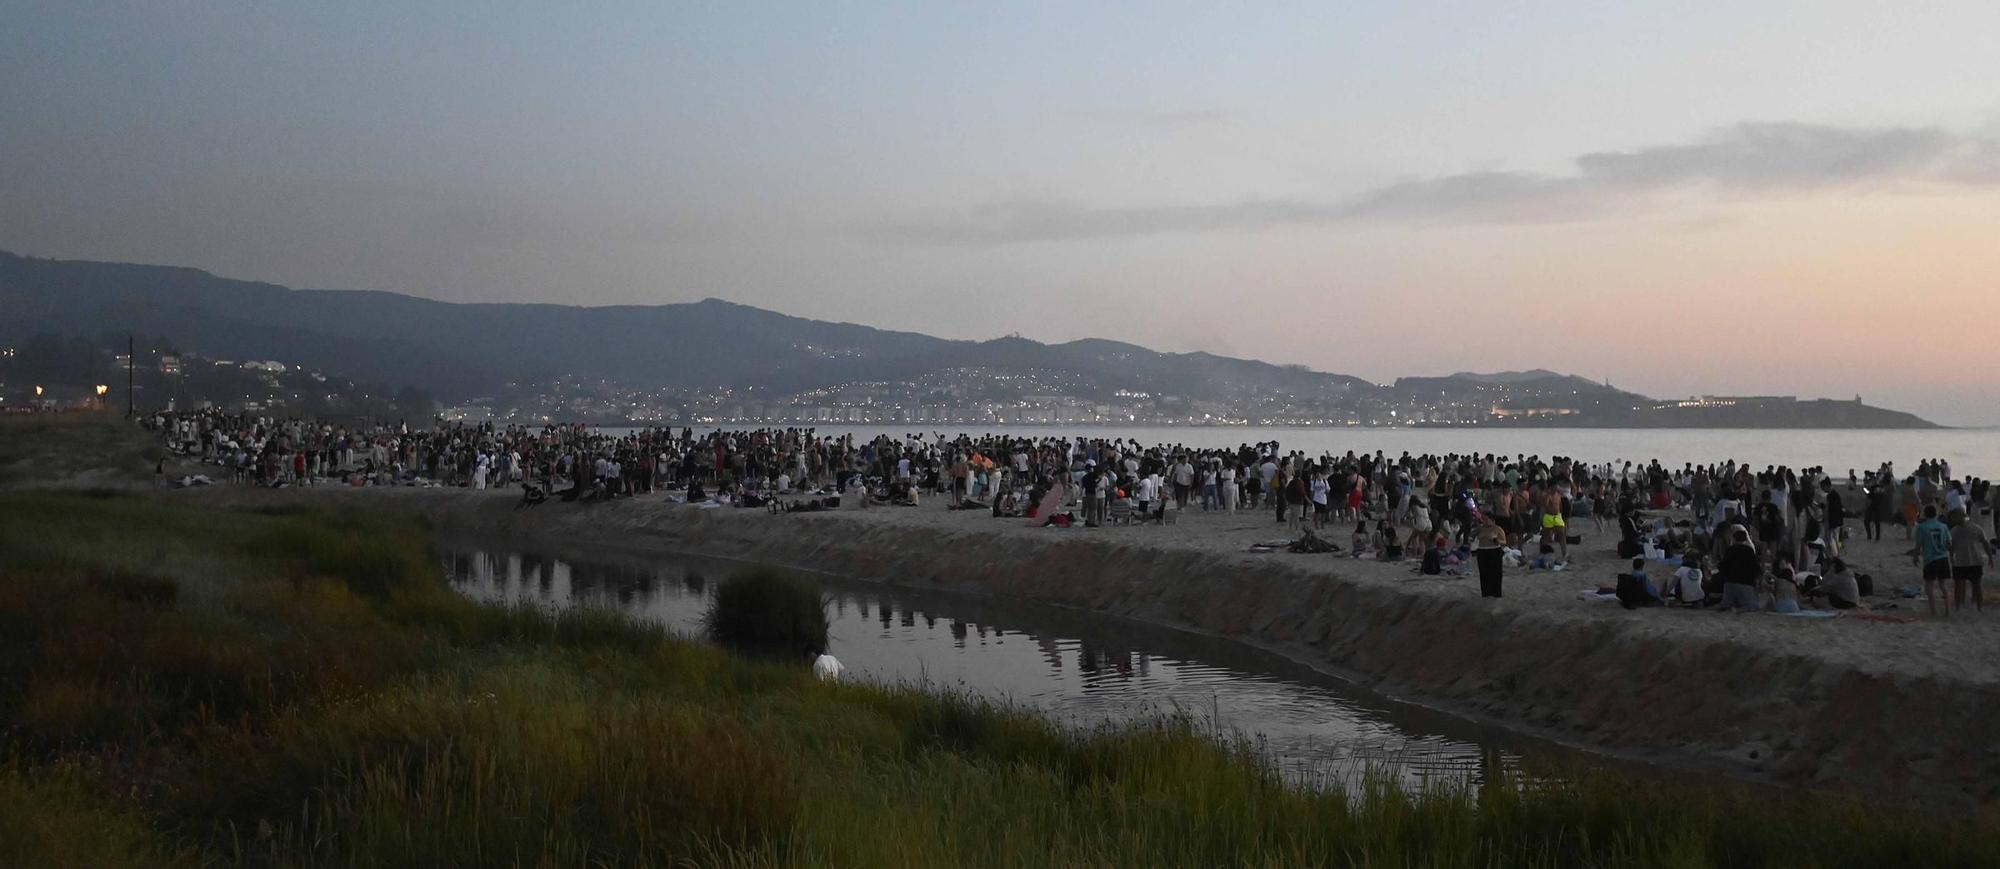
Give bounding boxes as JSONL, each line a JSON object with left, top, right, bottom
{"left": 1541, "top": 488, "right": 1569, "bottom": 562}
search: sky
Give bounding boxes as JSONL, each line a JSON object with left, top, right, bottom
{"left": 4, "top": 1, "right": 1999, "bottom": 423}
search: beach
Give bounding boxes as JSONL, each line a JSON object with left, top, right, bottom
{"left": 198, "top": 481, "right": 2000, "bottom": 809}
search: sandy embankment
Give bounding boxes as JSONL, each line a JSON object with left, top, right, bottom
{"left": 206, "top": 485, "right": 2000, "bottom": 808}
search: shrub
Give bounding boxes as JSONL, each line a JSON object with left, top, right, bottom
{"left": 0, "top": 763, "right": 195, "bottom": 868}
{"left": 703, "top": 567, "right": 828, "bottom": 660}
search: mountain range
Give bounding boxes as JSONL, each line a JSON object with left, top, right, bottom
{"left": 0, "top": 251, "right": 1937, "bottom": 428}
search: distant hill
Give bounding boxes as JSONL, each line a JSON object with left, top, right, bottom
{"left": 1446, "top": 369, "right": 1565, "bottom": 384}
{"left": 0, "top": 251, "right": 1367, "bottom": 406}
{"left": 0, "top": 250, "right": 1939, "bottom": 428}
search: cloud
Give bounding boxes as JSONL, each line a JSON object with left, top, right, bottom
{"left": 873, "top": 198, "right": 1343, "bottom": 244}
{"left": 876, "top": 122, "right": 2000, "bottom": 243}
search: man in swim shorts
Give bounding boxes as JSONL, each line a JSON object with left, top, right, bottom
{"left": 1541, "top": 486, "right": 1568, "bottom": 561}
{"left": 1915, "top": 505, "right": 1954, "bottom": 618}
{"left": 1949, "top": 510, "right": 1992, "bottom": 613}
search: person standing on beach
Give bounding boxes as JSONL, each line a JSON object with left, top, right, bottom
{"left": 1864, "top": 474, "right": 1890, "bottom": 541}
{"left": 1989, "top": 481, "right": 2000, "bottom": 538}
{"left": 1915, "top": 505, "right": 1954, "bottom": 617}
{"left": 1272, "top": 465, "right": 1290, "bottom": 525}
{"left": 1540, "top": 485, "right": 1567, "bottom": 563}
{"left": 1949, "top": 511, "right": 1992, "bottom": 613}
{"left": 1821, "top": 478, "right": 1846, "bottom": 556}
{"left": 1719, "top": 528, "right": 1764, "bottom": 613}
{"left": 1474, "top": 512, "right": 1506, "bottom": 597}
{"left": 1088, "top": 461, "right": 1111, "bottom": 527}
{"left": 1283, "top": 470, "right": 1308, "bottom": 531}
{"left": 1901, "top": 477, "right": 1922, "bottom": 538}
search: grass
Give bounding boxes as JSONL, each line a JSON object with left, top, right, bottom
{"left": 704, "top": 567, "right": 830, "bottom": 659}
{"left": 0, "top": 489, "right": 1997, "bottom": 867}
{"left": 0, "top": 410, "right": 160, "bottom": 487}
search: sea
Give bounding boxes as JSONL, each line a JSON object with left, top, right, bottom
{"left": 605, "top": 425, "right": 2000, "bottom": 478}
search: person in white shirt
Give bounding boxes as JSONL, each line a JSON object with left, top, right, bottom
{"left": 1711, "top": 496, "right": 1741, "bottom": 530}
{"left": 1171, "top": 459, "right": 1196, "bottom": 508}
{"left": 1135, "top": 473, "right": 1159, "bottom": 520}
{"left": 1673, "top": 558, "right": 1708, "bottom": 606}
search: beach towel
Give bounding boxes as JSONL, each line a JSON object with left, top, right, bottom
{"left": 1030, "top": 484, "right": 1067, "bottom": 527}
{"left": 1775, "top": 610, "right": 1840, "bottom": 618}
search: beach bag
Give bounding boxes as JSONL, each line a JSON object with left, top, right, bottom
{"left": 1856, "top": 573, "right": 1874, "bottom": 597}
{"left": 1420, "top": 548, "right": 1442, "bottom": 575}
{"left": 1617, "top": 539, "right": 1643, "bottom": 558}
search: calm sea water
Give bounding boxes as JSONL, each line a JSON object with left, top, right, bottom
{"left": 612, "top": 425, "right": 2000, "bottom": 478}
{"left": 443, "top": 544, "right": 1528, "bottom": 792}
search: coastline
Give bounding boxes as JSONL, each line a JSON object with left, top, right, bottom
{"left": 198, "top": 484, "right": 2000, "bottom": 809}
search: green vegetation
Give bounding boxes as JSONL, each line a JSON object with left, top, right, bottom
{"left": 704, "top": 567, "right": 830, "bottom": 659}
{"left": 1, "top": 489, "right": 1997, "bottom": 867}
{"left": 0, "top": 410, "right": 160, "bottom": 487}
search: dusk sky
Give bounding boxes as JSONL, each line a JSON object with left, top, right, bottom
{"left": 5, "top": 2, "right": 1999, "bottom": 423}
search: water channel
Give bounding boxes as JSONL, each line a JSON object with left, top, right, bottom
{"left": 443, "top": 542, "right": 1547, "bottom": 793}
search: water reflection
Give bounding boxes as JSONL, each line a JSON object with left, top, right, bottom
{"left": 445, "top": 545, "right": 1528, "bottom": 792}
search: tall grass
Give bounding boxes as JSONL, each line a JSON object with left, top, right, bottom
{"left": 0, "top": 489, "right": 1996, "bottom": 867}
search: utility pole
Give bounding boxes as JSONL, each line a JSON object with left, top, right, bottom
{"left": 126, "top": 334, "right": 135, "bottom": 417}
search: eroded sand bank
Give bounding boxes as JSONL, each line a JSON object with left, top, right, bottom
{"left": 202, "top": 485, "right": 2000, "bottom": 809}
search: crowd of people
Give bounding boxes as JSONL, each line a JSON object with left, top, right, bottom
{"left": 144, "top": 410, "right": 2000, "bottom": 617}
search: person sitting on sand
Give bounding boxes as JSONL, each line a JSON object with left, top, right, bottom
{"left": 517, "top": 480, "right": 547, "bottom": 508}
{"left": 1673, "top": 556, "right": 1708, "bottom": 606}
{"left": 1374, "top": 520, "right": 1403, "bottom": 560}
{"left": 1815, "top": 557, "right": 1861, "bottom": 610}
{"left": 1769, "top": 555, "right": 1802, "bottom": 614}
{"left": 1350, "top": 521, "right": 1371, "bottom": 558}
{"left": 1616, "top": 556, "right": 1664, "bottom": 608}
